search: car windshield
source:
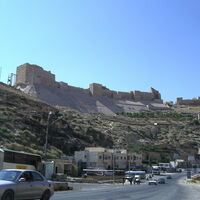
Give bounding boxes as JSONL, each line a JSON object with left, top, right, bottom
{"left": 0, "top": 171, "right": 21, "bottom": 181}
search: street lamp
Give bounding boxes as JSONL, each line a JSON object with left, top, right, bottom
{"left": 44, "top": 112, "right": 64, "bottom": 159}
{"left": 44, "top": 111, "right": 53, "bottom": 159}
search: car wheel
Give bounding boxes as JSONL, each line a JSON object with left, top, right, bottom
{"left": 2, "top": 190, "right": 14, "bottom": 200}
{"left": 40, "top": 190, "right": 51, "bottom": 200}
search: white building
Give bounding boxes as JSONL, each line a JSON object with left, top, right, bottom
{"left": 74, "top": 147, "right": 142, "bottom": 170}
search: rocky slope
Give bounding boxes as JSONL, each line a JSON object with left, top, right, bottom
{"left": 0, "top": 82, "right": 200, "bottom": 162}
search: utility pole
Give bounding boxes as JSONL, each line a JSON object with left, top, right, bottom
{"left": 44, "top": 111, "right": 52, "bottom": 159}
{"left": 44, "top": 112, "right": 63, "bottom": 159}
{"left": 112, "top": 149, "right": 115, "bottom": 184}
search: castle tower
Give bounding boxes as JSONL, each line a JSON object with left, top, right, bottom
{"left": 16, "top": 63, "right": 56, "bottom": 87}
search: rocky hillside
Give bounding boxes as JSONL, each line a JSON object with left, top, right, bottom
{"left": 1, "top": 82, "right": 200, "bottom": 162}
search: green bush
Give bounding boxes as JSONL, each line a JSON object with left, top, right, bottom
{"left": 118, "top": 111, "right": 194, "bottom": 121}
{"left": 190, "top": 120, "right": 200, "bottom": 125}
{"left": 128, "top": 144, "right": 171, "bottom": 153}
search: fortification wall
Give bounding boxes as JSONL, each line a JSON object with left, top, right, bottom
{"left": 89, "top": 83, "right": 161, "bottom": 101}
{"left": 16, "top": 63, "right": 56, "bottom": 87}
{"left": 89, "top": 83, "right": 113, "bottom": 97}
{"left": 133, "top": 91, "right": 154, "bottom": 101}
{"left": 115, "top": 91, "right": 132, "bottom": 99}
{"left": 16, "top": 63, "right": 162, "bottom": 102}
{"left": 89, "top": 83, "right": 133, "bottom": 99}
{"left": 176, "top": 97, "right": 200, "bottom": 105}
{"left": 16, "top": 65, "right": 27, "bottom": 85}
{"left": 58, "top": 82, "right": 69, "bottom": 90}
{"left": 67, "top": 85, "right": 90, "bottom": 94}
{"left": 151, "top": 87, "right": 161, "bottom": 99}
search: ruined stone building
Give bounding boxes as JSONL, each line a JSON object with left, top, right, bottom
{"left": 16, "top": 63, "right": 169, "bottom": 114}
{"left": 176, "top": 97, "right": 200, "bottom": 106}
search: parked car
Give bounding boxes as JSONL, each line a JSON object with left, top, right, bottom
{"left": 103, "top": 171, "right": 113, "bottom": 176}
{"left": 158, "top": 178, "right": 165, "bottom": 184}
{"left": 166, "top": 175, "right": 172, "bottom": 179}
{"left": 0, "top": 169, "right": 54, "bottom": 200}
{"left": 148, "top": 179, "right": 158, "bottom": 185}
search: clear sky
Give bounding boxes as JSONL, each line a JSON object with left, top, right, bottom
{"left": 1, "top": 0, "right": 200, "bottom": 102}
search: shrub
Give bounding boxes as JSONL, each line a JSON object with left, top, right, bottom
{"left": 190, "top": 120, "right": 200, "bottom": 126}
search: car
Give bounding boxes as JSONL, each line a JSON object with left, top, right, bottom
{"left": 158, "top": 178, "right": 165, "bottom": 184}
{"left": 166, "top": 175, "right": 172, "bottom": 179}
{"left": 103, "top": 171, "right": 113, "bottom": 176}
{"left": 0, "top": 169, "right": 54, "bottom": 200}
{"left": 148, "top": 179, "right": 158, "bottom": 185}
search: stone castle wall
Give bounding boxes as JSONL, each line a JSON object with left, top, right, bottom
{"left": 176, "top": 97, "right": 200, "bottom": 105}
{"left": 16, "top": 63, "right": 162, "bottom": 101}
{"left": 133, "top": 91, "right": 154, "bottom": 101}
{"left": 89, "top": 83, "right": 160, "bottom": 101}
{"left": 16, "top": 63, "right": 56, "bottom": 87}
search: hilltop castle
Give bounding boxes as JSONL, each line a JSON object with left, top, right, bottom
{"left": 16, "top": 63, "right": 169, "bottom": 114}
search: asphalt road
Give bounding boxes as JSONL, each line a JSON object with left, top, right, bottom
{"left": 51, "top": 173, "right": 200, "bottom": 200}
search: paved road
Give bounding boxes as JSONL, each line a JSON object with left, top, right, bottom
{"left": 51, "top": 173, "right": 200, "bottom": 200}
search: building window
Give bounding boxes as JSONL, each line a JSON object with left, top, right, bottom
{"left": 99, "top": 156, "right": 102, "bottom": 159}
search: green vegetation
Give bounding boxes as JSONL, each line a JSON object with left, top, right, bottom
{"left": 118, "top": 111, "right": 194, "bottom": 121}
{"left": 128, "top": 144, "right": 172, "bottom": 153}
{"left": 189, "top": 120, "right": 200, "bottom": 125}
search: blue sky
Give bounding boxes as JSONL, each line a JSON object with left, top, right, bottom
{"left": 1, "top": 0, "right": 200, "bottom": 102}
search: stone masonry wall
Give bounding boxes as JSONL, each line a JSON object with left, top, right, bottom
{"left": 16, "top": 63, "right": 56, "bottom": 87}
{"left": 16, "top": 63, "right": 162, "bottom": 102}
{"left": 89, "top": 83, "right": 113, "bottom": 97}
{"left": 16, "top": 65, "right": 27, "bottom": 85}
{"left": 133, "top": 91, "right": 154, "bottom": 101}
{"left": 176, "top": 97, "right": 200, "bottom": 105}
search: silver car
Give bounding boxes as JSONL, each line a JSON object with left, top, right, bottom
{"left": 148, "top": 179, "right": 158, "bottom": 185}
{"left": 0, "top": 169, "right": 54, "bottom": 200}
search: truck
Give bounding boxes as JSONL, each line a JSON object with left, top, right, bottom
{"left": 124, "top": 170, "right": 146, "bottom": 181}
{"left": 152, "top": 166, "right": 160, "bottom": 175}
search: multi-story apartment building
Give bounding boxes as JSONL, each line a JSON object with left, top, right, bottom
{"left": 74, "top": 147, "right": 142, "bottom": 170}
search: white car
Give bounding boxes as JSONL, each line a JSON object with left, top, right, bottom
{"left": 0, "top": 169, "right": 54, "bottom": 200}
{"left": 148, "top": 179, "right": 158, "bottom": 185}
